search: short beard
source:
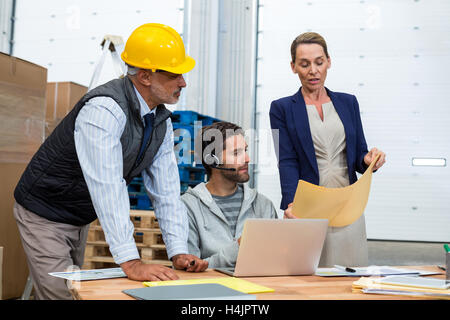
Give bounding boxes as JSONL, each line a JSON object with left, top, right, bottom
{"left": 149, "top": 82, "right": 179, "bottom": 105}
{"left": 220, "top": 170, "right": 250, "bottom": 183}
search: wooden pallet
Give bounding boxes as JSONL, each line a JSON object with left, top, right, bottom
{"left": 87, "top": 225, "right": 164, "bottom": 246}
{"left": 89, "top": 210, "right": 159, "bottom": 229}
{"left": 83, "top": 256, "right": 172, "bottom": 269}
{"left": 82, "top": 210, "right": 170, "bottom": 269}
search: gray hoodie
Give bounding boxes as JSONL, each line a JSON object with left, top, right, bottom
{"left": 181, "top": 182, "right": 278, "bottom": 268}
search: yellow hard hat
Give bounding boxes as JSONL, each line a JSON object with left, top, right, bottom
{"left": 121, "top": 23, "right": 195, "bottom": 74}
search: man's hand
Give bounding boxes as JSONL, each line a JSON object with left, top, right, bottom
{"left": 172, "top": 254, "right": 208, "bottom": 272}
{"left": 364, "top": 147, "right": 386, "bottom": 171}
{"left": 284, "top": 202, "right": 298, "bottom": 219}
{"left": 120, "top": 259, "right": 179, "bottom": 281}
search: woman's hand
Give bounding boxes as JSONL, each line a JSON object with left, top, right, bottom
{"left": 283, "top": 203, "right": 298, "bottom": 219}
{"left": 364, "top": 147, "right": 386, "bottom": 171}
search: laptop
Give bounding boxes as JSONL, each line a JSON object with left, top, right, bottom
{"left": 215, "top": 218, "right": 328, "bottom": 277}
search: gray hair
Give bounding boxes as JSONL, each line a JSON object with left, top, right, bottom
{"left": 126, "top": 64, "right": 139, "bottom": 76}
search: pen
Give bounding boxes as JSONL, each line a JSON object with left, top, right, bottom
{"left": 437, "top": 265, "right": 446, "bottom": 271}
{"left": 184, "top": 260, "right": 196, "bottom": 271}
{"left": 444, "top": 244, "right": 450, "bottom": 253}
{"left": 334, "top": 264, "right": 356, "bottom": 273}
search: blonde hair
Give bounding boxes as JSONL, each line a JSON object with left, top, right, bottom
{"left": 290, "top": 32, "right": 329, "bottom": 62}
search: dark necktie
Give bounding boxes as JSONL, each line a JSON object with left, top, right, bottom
{"left": 137, "top": 112, "right": 155, "bottom": 162}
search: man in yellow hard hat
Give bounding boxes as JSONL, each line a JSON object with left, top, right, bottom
{"left": 13, "top": 23, "right": 208, "bottom": 300}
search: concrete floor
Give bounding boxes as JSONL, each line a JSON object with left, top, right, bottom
{"left": 368, "top": 240, "right": 447, "bottom": 267}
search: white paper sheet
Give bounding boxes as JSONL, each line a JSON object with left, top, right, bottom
{"left": 49, "top": 267, "right": 126, "bottom": 281}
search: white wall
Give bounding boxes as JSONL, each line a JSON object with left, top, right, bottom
{"left": 0, "top": 0, "right": 14, "bottom": 54}
{"left": 255, "top": 0, "right": 450, "bottom": 241}
{"left": 183, "top": 0, "right": 258, "bottom": 131}
{"left": 13, "top": 0, "right": 184, "bottom": 96}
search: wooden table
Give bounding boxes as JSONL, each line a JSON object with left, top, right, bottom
{"left": 71, "top": 265, "right": 445, "bottom": 300}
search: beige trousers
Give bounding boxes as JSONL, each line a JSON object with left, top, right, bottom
{"left": 14, "top": 202, "right": 89, "bottom": 300}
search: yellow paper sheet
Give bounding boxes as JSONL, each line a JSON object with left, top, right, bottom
{"left": 292, "top": 154, "right": 380, "bottom": 227}
{"left": 143, "top": 277, "right": 274, "bottom": 294}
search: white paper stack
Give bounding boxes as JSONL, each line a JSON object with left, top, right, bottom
{"left": 352, "top": 275, "right": 450, "bottom": 299}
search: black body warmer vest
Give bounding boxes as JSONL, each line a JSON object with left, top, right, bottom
{"left": 14, "top": 77, "right": 171, "bottom": 226}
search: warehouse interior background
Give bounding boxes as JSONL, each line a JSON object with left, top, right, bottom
{"left": 0, "top": 0, "right": 449, "bottom": 299}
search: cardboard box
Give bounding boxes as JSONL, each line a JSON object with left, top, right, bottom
{"left": 0, "top": 246, "right": 3, "bottom": 300}
{"left": 0, "top": 52, "right": 47, "bottom": 164}
{"left": 0, "top": 53, "right": 47, "bottom": 299}
{"left": 45, "top": 82, "right": 87, "bottom": 137}
{"left": 0, "top": 164, "right": 31, "bottom": 300}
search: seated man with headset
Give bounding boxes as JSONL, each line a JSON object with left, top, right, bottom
{"left": 181, "top": 121, "right": 278, "bottom": 268}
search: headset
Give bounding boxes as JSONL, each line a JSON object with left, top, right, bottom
{"left": 203, "top": 153, "right": 236, "bottom": 172}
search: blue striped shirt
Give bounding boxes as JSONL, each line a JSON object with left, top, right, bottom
{"left": 74, "top": 85, "right": 188, "bottom": 265}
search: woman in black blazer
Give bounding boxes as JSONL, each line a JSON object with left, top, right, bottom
{"left": 270, "top": 32, "right": 386, "bottom": 267}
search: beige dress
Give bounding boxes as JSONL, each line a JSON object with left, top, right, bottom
{"left": 306, "top": 101, "right": 368, "bottom": 267}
